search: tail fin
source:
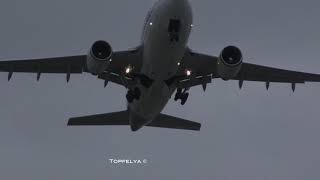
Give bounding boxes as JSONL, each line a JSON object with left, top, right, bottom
{"left": 67, "top": 111, "right": 201, "bottom": 131}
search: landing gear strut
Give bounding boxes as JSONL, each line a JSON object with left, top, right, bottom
{"left": 139, "top": 74, "right": 153, "bottom": 88}
{"left": 174, "top": 88, "right": 189, "bottom": 105}
{"left": 169, "top": 33, "right": 179, "bottom": 42}
{"left": 126, "top": 87, "right": 141, "bottom": 103}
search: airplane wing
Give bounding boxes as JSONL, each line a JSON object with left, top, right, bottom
{"left": 176, "top": 49, "right": 320, "bottom": 90}
{"left": 0, "top": 48, "right": 142, "bottom": 86}
{"left": 98, "top": 48, "right": 142, "bottom": 87}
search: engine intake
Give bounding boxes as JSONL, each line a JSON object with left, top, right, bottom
{"left": 217, "top": 46, "right": 243, "bottom": 80}
{"left": 87, "top": 40, "right": 112, "bottom": 75}
{"left": 221, "top": 46, "right": 242, "bottom": 65}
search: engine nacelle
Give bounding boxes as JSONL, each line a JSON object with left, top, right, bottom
{"left": 217, "top": 46, "right": 243, "bottom": 80}
{"left": 87, "top": 40, "right": 112, "bottom": 75}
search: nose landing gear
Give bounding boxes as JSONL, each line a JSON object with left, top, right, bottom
{"left": 126, "top": 87, "right": 141, "bottom": 103}
{"left": 169, "top": 33, "right": 179, "bottom": 42}
{"left": 174, "top": 88, "right": 189, "bottom": 105}
{"left": 168, "top": 19, "right": 181, "bottom": 42}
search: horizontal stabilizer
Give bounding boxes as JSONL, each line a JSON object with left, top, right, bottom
{"left": 67, "top": 111, "right": 129, "bottom": 126}
{"left": 68, "top": 111, "right": 201, "bottom": 131}
{"left": 147, "top": 114, "right": 201, "bottom": 131}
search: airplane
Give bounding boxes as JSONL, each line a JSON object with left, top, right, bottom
{"left": 1, "top": 0, "right": 320, "bottom": 131}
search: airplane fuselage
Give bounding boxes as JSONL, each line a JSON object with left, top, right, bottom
{"left": 128, "top": 0, "right": 193, "bottom": 130}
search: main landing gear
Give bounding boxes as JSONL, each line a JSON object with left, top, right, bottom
{"left": 126, "top": 74, "right": 153, "bottom": 103}
{"left": 126, "top": 87, "right": 141, "bottom": 103}
{"left": 174, "top": 88, "right": 189, "bottom": 105}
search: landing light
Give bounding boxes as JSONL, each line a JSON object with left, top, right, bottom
{"left": 190, "top": 24, "right": 194, "bottom": 27}
{"left": 149, "top": 22, "right": 153, "bottom": 26}
{"left": 109, "top": 58, "right": 112, "bottom": 62}
{"left": 177, "top": 62, "right": 181, "bottom": 66}
{"left": 186, "top": 70, "right": 192, "bottom": 76}
{"left": 125, "top": 67, "right": 131, "bottom": 74}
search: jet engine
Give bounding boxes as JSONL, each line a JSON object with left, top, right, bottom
{"left": 87, "top": 40, "right": 113, "bottom": 75}
{"left": 217, "top": 46, "right": 243, "bottom": 80}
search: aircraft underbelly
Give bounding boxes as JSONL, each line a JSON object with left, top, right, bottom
{"left": 142, "top": 33, "right": 186, "bottom": 80}
{"left": 133, "top": 81, "right": 174, "bottom": 120}
{"left": 128, "top": 0, "right": 193, "bottom": 129}
{"left": 141, "top": 0, "right": 192, "bottom": 80}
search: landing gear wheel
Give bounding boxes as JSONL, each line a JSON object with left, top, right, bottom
{"left": 180, "top": 93, "right": 189, "bottom": 105}
{"left": 174, "top": 94, "right": 179, "bottom": 101}
{"left": 185, "top": 92, "right": 189, "bottom": 100}
{"left": 126, "top": 91, "right": 134, "bottom": 103}
{"left": 181, "top": 99, "right": 186, "bottom": 105}
{"left": 174, "top": 88, "right": 182, "bottom": 101}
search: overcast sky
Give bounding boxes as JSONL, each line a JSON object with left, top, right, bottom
{"left": 1, "top": 0, "right": 320, "bottom": 179}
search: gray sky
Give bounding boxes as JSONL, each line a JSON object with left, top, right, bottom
{"left": 1, "top": 0, "right": 320, "bottom": 179}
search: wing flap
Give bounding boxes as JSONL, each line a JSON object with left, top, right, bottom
{"left": 176, "top": 75, "right": 212, "bottom": 89}
{"left": 98, "top": 72, "right": 135, "bottom": 87}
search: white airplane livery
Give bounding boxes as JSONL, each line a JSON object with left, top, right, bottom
{"left": 2, "top": 0, "right": 320, "bottom": 131}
